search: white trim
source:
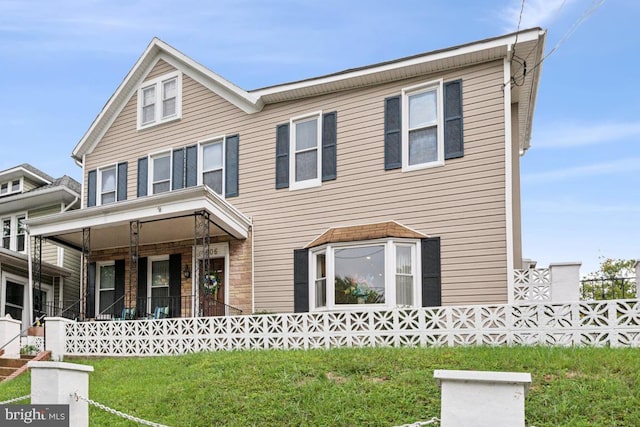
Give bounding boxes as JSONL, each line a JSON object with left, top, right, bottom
{"left": 148, "top": 151, "right": 172, "bottom": 195}
{"left": 308, "top": 237, "right": 421, "bottom": 312}
{"left": 1, "top": 212, "right": 27, "bottom": 253}
{"left": 96, "top": 164, "right": 117, "bottom": 206}
{"left": 95, "top": 261, "right": 115, "bottom": 318}
{"left": 0, "top": 166, "right": 52, "bottom": 185}
{"left": 504, "top": 54, "right": 515, "bottom": 304}
{"left": 289, "top": 111, "right": 322, "bottom": 191}
{"left": 136, "top": 70, "right": 182, "bottom": 130}
{"left": 401, "top": 79, "right": 445, "bottom": 172}
{"left": 197, "top": 135, "right": 226, "bottom": 197}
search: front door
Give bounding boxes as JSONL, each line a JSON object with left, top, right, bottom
{"left": 199, "top": 258, "right": 225, "bottom": 316}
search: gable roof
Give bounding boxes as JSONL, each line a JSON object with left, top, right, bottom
{"left": 0, "top": 163, "right": 54, "bottom": 185}
{"left": 305, "top": 221, "right": 427, "bottom": 249}
{"left": 72, "top": 28, "right": 545, "bottom": 161}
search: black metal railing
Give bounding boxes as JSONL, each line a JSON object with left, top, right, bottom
{"left": 91, "top": 295, "right": 242, "bottom": 320}
{"left": 35, "top": 300, "right": 83, "bottom": 321}
{"left": 580, "top": 277, "right": 637, "bottom": 301}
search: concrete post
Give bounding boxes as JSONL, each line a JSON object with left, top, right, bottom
{"left": 635, "top": 260, "right": 639, "bottom": 299}
{"left": 549, "top": 262, "right": 582, "bottom": 303}
{"left": 28, "top": 361, "right": 94, "bottom": 427}
{"left": 45, "top": 317, "right": 75, "bottom": 361}
{"left": 0, "top": 316, "right": 22, "bottom": 358}
{"left": 434, "top": 370, "right": 531, "bottom": 427}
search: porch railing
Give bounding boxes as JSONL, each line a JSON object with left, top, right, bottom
{"left": 93, "top": 295, "right": 241, "bottom": 320}
{"left": 580, "top": 277, "right": 637, "bottom": 301}
{"left": 35, "top": 300, "right": 83, "bottom": 321}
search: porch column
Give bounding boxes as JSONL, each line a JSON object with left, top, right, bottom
{"left": 195, "top": 211, "right": 210, "bottom": 317}
{"left": 44, "top": 317, "right": 74, "bottom": 361}
{"left": 81, "top": 228, "right": 91, "bottom": 320}
{"left": 129, "top": 220, "right": 140, "bottom": 310}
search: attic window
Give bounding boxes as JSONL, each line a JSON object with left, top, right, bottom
{"left": 0, "top": 179, "right": 22, "bottom": 196}
{"left": 137, "top": 71, "right": 182, "bottom": 130}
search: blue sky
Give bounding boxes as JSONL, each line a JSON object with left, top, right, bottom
{"left": 0, "top": 0, "right": 637, "bottom": 276}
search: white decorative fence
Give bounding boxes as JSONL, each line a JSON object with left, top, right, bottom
{"left": 513, "top": 268, "right": 551, "bottom": 302}
{"left": 62, "top": 299, "right": 640, "bottom": 356}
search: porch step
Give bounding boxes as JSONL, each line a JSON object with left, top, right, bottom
{"left": 0, "top": 351, "right": 51, "bottom": 383}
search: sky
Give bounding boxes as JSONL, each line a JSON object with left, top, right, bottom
{"left": 0, "top": 0, "right": 637, "bottom": 276}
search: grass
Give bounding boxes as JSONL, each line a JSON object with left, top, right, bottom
{"left": 1, "top": 346, "right": 639, "bottom": 426}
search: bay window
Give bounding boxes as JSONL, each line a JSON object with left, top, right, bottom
{"left": 310, "top": 239, "right": 420, "bottom": 310}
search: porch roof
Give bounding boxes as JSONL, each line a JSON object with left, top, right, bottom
{"left": 0, "top": 248, "right": 72, "bottom": 277}
{"left": 25, "top": 186, "right": 251, "bottom": 251}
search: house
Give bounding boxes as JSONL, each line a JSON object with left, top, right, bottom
{"left": 26, "top": 28, "right": 546, "bottom": 320}
{"left": 0, "top": 164, "right": 81, "bottom": 327}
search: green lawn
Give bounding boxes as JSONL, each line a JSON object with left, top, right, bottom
{"left": 1, "top": 346, "right": 639, "bottom": 426}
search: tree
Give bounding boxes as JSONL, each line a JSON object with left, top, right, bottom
{"left": 581, "top": 258, "right": 637, "bottom": 300}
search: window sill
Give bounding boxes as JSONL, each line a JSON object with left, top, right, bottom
{"left": 289, "top": 179, "right": 321, "bottom": 191}
{"left": 137, "top": 115, "right": 181, "bottom": 131}
{"left": 402, "top": 159, "right": 445, "bottom": 173}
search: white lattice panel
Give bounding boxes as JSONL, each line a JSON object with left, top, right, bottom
{"left": 63, "top": 299, "right": 640, "bottom": 357}
{"left": 513, "top": 268, "right": 552, "bottom": 302}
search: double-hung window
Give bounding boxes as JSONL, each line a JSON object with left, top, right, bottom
{"left": 0, "top": 179, "right": 22, "bottom": 196}
{"left": 310, "top": 239, "right": 419, "bottom": 311}
{"left": 99, "top": 166, "right": 117, "bottom": 205}
{"left": 402, "top": 80, "right": 444, "bottom": 170}
{"left": 1, "top": 214, "right": 26, "bottom": 252}
{"left": 150, "top": 152, "right": 171, "bottom": 194}
{"left": 200, "top": 138, "right": 224, "bottom": 195}
{"left": 137, "top": 72, "right": 182, "bottom": 129}
{"left": 290, "top": 112, "right": 322, "bottom": 190}
{"left": 149, "top": 256, "right": 170, "bottom": 308}
{"left": 97, "top": 262, "right": 115, "bottom": 316}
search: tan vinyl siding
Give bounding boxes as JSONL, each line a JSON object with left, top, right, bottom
{"left": 86, "top": 58, "right": 509, "bottom": 312}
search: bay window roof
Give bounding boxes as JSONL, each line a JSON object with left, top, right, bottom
{"left": 306, "top": 221, "right": 427, "bottom": 248}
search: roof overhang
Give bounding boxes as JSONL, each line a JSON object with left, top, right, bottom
{"left": 0, "top": 248, "right": 72, "bottom": 277}
{"left": 72, "top": 28, "right": 545, "bottom": 161}
{"left": 0, "top": 186, "right": 80, "bottom": 216}
{"left": 0, "top": 166, "right": 52, "bottom": 186}
{"left": 26, "top": 186, "right": 251, "bottom": 251}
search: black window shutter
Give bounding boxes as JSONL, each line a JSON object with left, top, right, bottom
{"left": 225, "top": 134, "right": 239, "bottom": 197}
{"left": 444, "top": 79, "right": 464, "bottom": 160}
{"left": 137, "top": 257, "right": 148, "bottom": 317}
{"left": 293, "top": 248, "right": 309, "bottom": 312}
{"left": 169, "top": 254, "right": 182, "bottom": 317}
{"left": 384, "top": 95, "right": 402, "bottom": 170}
{"left": 421, "top": 237, "right": 442, "bottom": 307}
{"left": 172, "top": 148, "right": 185, "bottom": 190}
{"left": 87, "top": 170, "right": 97, "bottom": 207}
{"left": 275, "top": 123, "right": 289, "bottom": 189}
{"left": 322, "top": 111, "right": 337, "bottom": 181}
{"left": 117, "top": 162, "right": 128, "bottom": 202}
{"left": 86, "top": 262, "right": 96, "bottom": 318}
{"left": 185, "top": 145, "right": 198, "bottom": 187}
{"left": 137, "top": 157, "right": 148, "bottom": 197}
{"left": 115, "top": 259, "right": 125, "bottom": 311}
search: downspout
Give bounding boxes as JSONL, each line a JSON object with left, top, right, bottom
{"left": 26, "top": 228, "right": 34, "bottom": 327}
{"left": 62, "top": 196, "right": 79, "bottom": 213}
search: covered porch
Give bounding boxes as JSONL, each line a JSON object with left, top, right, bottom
{"left": 26, "top": 186, "right": 253, "bottom": 322}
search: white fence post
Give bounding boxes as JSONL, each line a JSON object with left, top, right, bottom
{"left": 28, "top": 361, "right": 94, "bottom": 427}
{"left": 45, "top": 317, "right": 74, "bottom": 361}
{"left": 434, "top": 370, "right": 531, "bottom": 427}
{"left": 635, "top": 260, "right": 639, "bottom": 299}
{"left": 549, "top": 262, "right": 581, "bottom": 302}
{"left": 0, "top": 316, "right": 22, "bottom": 358}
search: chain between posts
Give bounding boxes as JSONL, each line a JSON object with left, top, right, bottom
{"left": 73, "top": 392, "right": 169, "bottom": 427}
{"left": 0, "top": 395, "right": 31, "bottom": 405}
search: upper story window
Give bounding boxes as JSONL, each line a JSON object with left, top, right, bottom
{"left": 290, "top": 112, "right": 322, "bottom": 190}
{"left": 309, "top": 239, "right": 419, "bottom": 311}
{"left": 0, "top": 179, "right": 22, "bottom": 197}
{"left": 1, "top": 214, "right": 26, "bottom": 252}
{"left": 137, "top": 71, "right": 182, "bottom": 130}
{"left": 199, "top": 138, "right": 224, "bottom": 195}
{"left": 150, "top": 152, "right": 171, "bottom": 195}
{"left": 98, "top": 166, "right": 117, "bottom": 205}
{"left": 402, "top": 80, "right": 444, "bottom": 171}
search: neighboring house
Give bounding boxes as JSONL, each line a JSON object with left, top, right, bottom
{"left": 27, "top": 28, "right": 545, "bottom": 320}
{"left": 0, "top": 164, "right": 81, "bottom": 327}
